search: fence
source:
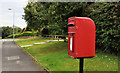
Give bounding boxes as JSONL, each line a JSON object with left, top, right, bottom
{"left": 42, "top": 35, "right": 68, "bottom": 40}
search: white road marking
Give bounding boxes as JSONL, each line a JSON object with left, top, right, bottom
{"left": 6, "top": 56, "right": 20, "bottom": 61}
{"left": 2, "top": 39, "right": 20, "bottom": 41}
{"left": 16, "top": 60, "right": 20, "bottom": 64}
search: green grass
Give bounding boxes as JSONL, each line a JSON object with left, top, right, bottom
{"left": 15, "top": 37, "right": 118, "bottom": 72}
{"left": 15, "top": 37, "right": 48, "bottom": 46}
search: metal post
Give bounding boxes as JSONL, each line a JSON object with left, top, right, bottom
{"left": 8, "top": 8, "right": 15, "bottom": 41}
{"left": 79, "top": 58, "right": 84, "bottom": 73}
{"left": 13, "top": 10, "right": 15, "bottom": 41}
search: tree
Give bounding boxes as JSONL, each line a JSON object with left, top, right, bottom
{"left": 86, "top": 2, "right": 120, "bottom": 54}
{"left": 23, "top": 2, "right": 87, "bottom": 35}
{"left": 1, "top": 26, "right": 22, "bottom": 39}
{"left": 14, "top": 26, "right": 22, "bottom": 33}
{"left": 23, "top": 2, "right": 119, "bottom": 54}
{"left": 2, "top": 26, "right": 13, "bottom": 39}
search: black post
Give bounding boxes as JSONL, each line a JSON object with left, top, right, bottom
{"left": 79, "top": 58, "right": 84, "bottom": 73}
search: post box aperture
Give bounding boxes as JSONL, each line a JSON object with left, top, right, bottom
{"left": 67, "top": 17, "right": 95, "bottom": 59}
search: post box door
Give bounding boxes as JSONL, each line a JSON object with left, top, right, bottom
{"left": 68, "top": 35, "right": 74, "bottom": 52}
{"left": 68, "top": 34, "right": 76, "bottom": 58}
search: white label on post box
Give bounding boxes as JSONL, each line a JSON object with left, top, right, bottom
{"left": 70, "top": 37, "right": 72, "bottom": 51}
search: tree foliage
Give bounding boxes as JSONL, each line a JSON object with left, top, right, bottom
{"left": 2, "top": 26, "right": 13, "bottom": 39}
{"left": 23, "top": 2, "right": 87, "bottom": 34}
{"left": 86, "top": 2, "right": 120, "bottom": 54}
{"left": 1, "top": 26, "right": 22, "bottom": 39}
{"left": 23, "top": 2, "right": 119, "bottom": 54}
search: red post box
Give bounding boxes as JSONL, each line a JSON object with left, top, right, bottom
{"left": 67, "top": 17, "right": 95, "bottom": 59}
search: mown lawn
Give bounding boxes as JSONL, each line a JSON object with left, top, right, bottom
{"left": 15, "top": 37, "right": 118, "bottom": 72}
{"left": 15, "top": 37, "right": 48, "bottom": 46}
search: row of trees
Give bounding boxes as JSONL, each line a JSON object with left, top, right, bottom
{"left": 1, "top": 26, "right": 22, "bottom": 39}
{"left": 23, "top": 2, "right": 88, "bottom": 35}
{"left": 23, "top": 2, "right": 119, "bottom": 55}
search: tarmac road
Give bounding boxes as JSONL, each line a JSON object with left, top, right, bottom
{"left": 2, "top": 39, "right": 45, "bottom": 72}
{"left": 0, "top": 40, "right": 2, "bottom": 73}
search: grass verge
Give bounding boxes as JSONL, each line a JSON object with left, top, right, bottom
{"left": 15, "top": 37, "right": 118, "bottom": 72}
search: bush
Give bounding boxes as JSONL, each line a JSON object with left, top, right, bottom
{"left": 7, "top": 31, "right": 37, "bottom": 38}
{"left": 1, "top": 26, "right": 13, "bottom": 39}
{"left": 86, "top": 3, "right": 120, "bottom": 55}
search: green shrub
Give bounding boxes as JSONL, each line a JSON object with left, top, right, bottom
{"left": 7, "top": 31, "right": 37, "bottom": 38}
{"left": 86, "top": 3, "right": 119, "bottom": 55}
{"left": 7, "top": 35, "right": 13, "bottom": 38}
{"left": 22, "top": 31, "right": 36, "bottom": 36}
{"left": 2, "top": 26, "right": 13, "bottom": 39}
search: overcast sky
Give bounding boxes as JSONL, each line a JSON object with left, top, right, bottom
{"left": 0, "top": 0, "right": 28, "bottom": 28}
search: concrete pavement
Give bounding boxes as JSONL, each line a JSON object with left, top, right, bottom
{"left": 0, "top": 39, "right": 2, "bottom": 73}
{"left": 2, "top": 39, "right": 20, "bottom": 42}
{"left": 2, "top": 40, "right": 45, "bottom": 72}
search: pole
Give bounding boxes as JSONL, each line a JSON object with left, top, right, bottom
{"left": 13, "top": 10, "right": 15, "bottom": 41}
{"left": 79, "top": 58, "right": 84, "bottom": 73}
{"left": 8, "top": 8, "right": 15, "bottom": 41}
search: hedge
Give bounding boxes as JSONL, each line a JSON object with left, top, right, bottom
{"left": 7, "top": 31, "right": 37, "bottom": 38}
{"left": 86, "top": 3, "right": 119, "bottom": 55}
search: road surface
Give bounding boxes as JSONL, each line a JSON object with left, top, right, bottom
{"left": 2, "top": 39, "right": 45, "bottom": 72}
{"left": 0, "top": 39, "right": 2, "bottom": 73}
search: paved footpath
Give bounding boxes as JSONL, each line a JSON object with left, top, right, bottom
{"left": 2, "top": 39, "right": 45, "bottom": 72}
{"left": 0, "top": 40, "right": 2, "bottom": 73}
